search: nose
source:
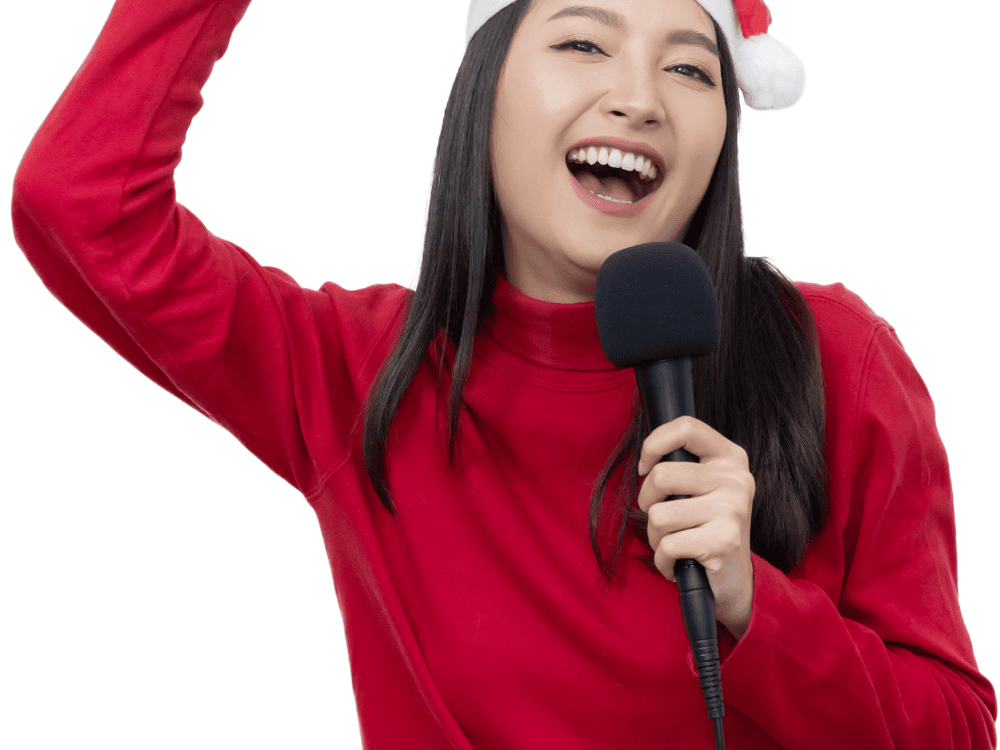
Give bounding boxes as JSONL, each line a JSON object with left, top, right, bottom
{"left": 602, "top": 58, "right": 665, "bottom": 128}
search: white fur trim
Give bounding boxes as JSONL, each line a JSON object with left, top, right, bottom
{"left": 735, "top": 34, "right": 806, "bottom": 110}
{"left": 465, "top": 0, "right": 743, "bottom": 44}
{"left": 693, "top": 0, "right": 741, "bottom": 51}
{"left": 466, "top": 0, "right": 517, "bottom": 43}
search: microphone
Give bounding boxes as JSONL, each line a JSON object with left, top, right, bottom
{"left": 594, "top": 241, "right": 726, "bottom": 746}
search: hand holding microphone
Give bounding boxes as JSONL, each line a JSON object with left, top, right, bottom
{"left": 636, "top": 415, "right": 755, "bottom": 639}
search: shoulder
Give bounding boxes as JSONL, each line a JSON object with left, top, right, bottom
{"left": 281, "top": 279, "right": 414, "bottom": 379}
{"left": 790, "top": 282, "right": 915, "bottom": 432}
{"left": 794, "top": 281, "right": 891, "bottom": 339}
{"left": 792, "top": 282, "right": 936, "bottom": 453}
{"left": 796, "top": 282, "right": 932, "bottom": 399}
{"left": 318, "top": 280, "right": 413, "bottom": 323}
{"left": 793, "top": 282, "right": 896, "bottom": 378}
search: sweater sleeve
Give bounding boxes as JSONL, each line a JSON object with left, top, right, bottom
{"left": 10, "top": 0, "right": 403, "bottom": 495}
{"left": 716, "top": 323, "right": 997, "bottom": 748}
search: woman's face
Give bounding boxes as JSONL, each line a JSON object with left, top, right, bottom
{"left": 491, "top": 0, "right": 727, "bottom": 302}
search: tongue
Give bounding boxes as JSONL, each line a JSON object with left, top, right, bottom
{"left": 576, "top": 171, "right": 634, "bottom": 203}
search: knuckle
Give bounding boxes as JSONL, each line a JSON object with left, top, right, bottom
{"left": 656, "top": 535, "right": 672, "bottom": 557}
{"left": 651, "top": 463, "right": 672, "bottom": 492}
{"left": 722, "top": 499, "right": 747, "bottom": 526}
{"left": 646, "top": 502, "right": 665, "bottom": 526}
{"left": 678, "top": 415, "right": 698, "bottom": 438}
{"left": 724, "top": 526, "right": 742, "bottom": 552}
{"left": 736, "top": 471, "right": 756, "bottom": 501}
{"left": 723, "top": 467, "right": 754, "bottom": 498}
{"left": 734, "top": 444, "right": 750, "bottom": 468}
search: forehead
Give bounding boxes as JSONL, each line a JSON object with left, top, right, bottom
{"left": 522, "top": 0, "right": 718, "bottom": 39}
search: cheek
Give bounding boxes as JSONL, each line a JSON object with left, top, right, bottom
{"left": 493, "top": 74, "right": 533, "bottom": 169}
{"left": 491, "top": 68, "right": 571, "bottom": 222}
{"left": 535, "top": 70, "right": 579, "bottom": 114}
{"left": 491, "top": 109, "right": 532, "bottom": 223}
{"left": 490, "top": 95, "right": 524, "bottom": 211}
{"left": 681, "top": 101, "right": 727, "bottom": 182}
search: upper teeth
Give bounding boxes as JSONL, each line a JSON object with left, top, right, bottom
{"left": 569, "top": 147, "right": 658, "bottom": 180}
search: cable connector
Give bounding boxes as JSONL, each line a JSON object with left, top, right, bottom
{"left": 676, "top": 559, "right": 725, "bottom": 747}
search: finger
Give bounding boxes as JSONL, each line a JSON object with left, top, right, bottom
{"left": 653, "top": 523, "right": 736, "bottom": 582}
{"left": 637, "top": 462, "right": 706, "bottom": 512}
{"left": 653, "top": 530, "right": 705, "bottom": 583}
{"left": 646, "top": 495, "right": 719, "bottom": 535}
{"left": 646, "top": 494, "right": 747, "bottom": 559}
{"left": 637, "top": 461, "right": 737, "bottom": 513}
{"left": 645, "top": 495, "right": 716, "bottom": 550}
{"left": 638, "top": 416, "right": 745, "bottom": 476}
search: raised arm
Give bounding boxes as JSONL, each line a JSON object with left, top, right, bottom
{"left": 11, "top": 0, "right": 409, "bottom": 495}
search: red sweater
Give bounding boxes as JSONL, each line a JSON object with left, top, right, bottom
{"left": 11, "top": 1, "right": 997, "bottom": 748}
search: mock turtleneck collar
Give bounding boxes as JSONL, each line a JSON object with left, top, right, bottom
{"left": 478, "top": 272, "right": 627, "bottom": 374}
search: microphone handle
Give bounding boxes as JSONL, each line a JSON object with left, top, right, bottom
{"left": 635, "top": 358, "right": 699, "bottom": 463}
{"left": 635, "top": 360, "right": 725, "bottom": 722}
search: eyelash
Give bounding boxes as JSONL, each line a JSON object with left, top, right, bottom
{"left": 549, "top": 39, "right": 716, "bottom": 86}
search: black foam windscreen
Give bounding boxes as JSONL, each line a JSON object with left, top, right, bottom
{"left": 595, "top": 242, "right": 721, "bottom": 367}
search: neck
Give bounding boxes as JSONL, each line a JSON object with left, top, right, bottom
{"left": 501, "top": 228, "right": 597, "bottom": 304}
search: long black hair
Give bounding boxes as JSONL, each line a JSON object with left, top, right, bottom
{"left": 363, "top": 0, "right": 828, "bottom": 584}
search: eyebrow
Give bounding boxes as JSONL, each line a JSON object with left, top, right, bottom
{"left": 546, "top": 6, "right": 720, "bottom": 58}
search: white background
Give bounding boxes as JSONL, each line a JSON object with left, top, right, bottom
{"left": 2, "top": 0, "right": 997, "bottom": 747}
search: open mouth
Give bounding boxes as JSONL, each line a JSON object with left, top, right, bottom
{"left": 566, "top": 146, "right": 663, "bottom": 205}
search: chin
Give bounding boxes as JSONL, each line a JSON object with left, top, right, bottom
{"left": 561, "top": 238, "right": 628, "bottom": 277}
{"left": 570, "top": 227, "right": 662, "bottom": 264}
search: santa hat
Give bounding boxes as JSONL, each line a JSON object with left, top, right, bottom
{"left": 465, "top": 0, "right": 805, "bottom": 110}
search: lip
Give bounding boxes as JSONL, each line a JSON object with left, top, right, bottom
{"left": 568, "top": 136, "right": 666, "bottom": 176}
{"left": 566, "top": 136, "right": 665, "bottom": 217}
{"left": 569, "top": 170, "right": 657, "bottom": 217}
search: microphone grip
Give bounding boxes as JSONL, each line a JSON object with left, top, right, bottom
{"left": 635, "top": 358, "right": 699, "bottom": 462}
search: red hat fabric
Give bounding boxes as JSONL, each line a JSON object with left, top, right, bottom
{"left": 734, "top": 0, "right": 773, "bottom": 38}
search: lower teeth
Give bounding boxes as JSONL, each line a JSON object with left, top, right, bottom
{"left": 590, "top": 191, "right": 633, "bottom": 205}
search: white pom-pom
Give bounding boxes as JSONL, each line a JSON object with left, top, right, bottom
{"left": 734, "top": 34, "right": 806, "bottom": 110}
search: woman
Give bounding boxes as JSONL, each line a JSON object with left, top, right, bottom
{"left": 10, "top": 0, "right": 997, "bottom": 748}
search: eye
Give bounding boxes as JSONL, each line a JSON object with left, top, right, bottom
{"left": 550, "top": 39, "right": 608, "bottom": 56}
{"left": 669, "top": 64, "right": 716, "bottom": 87}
